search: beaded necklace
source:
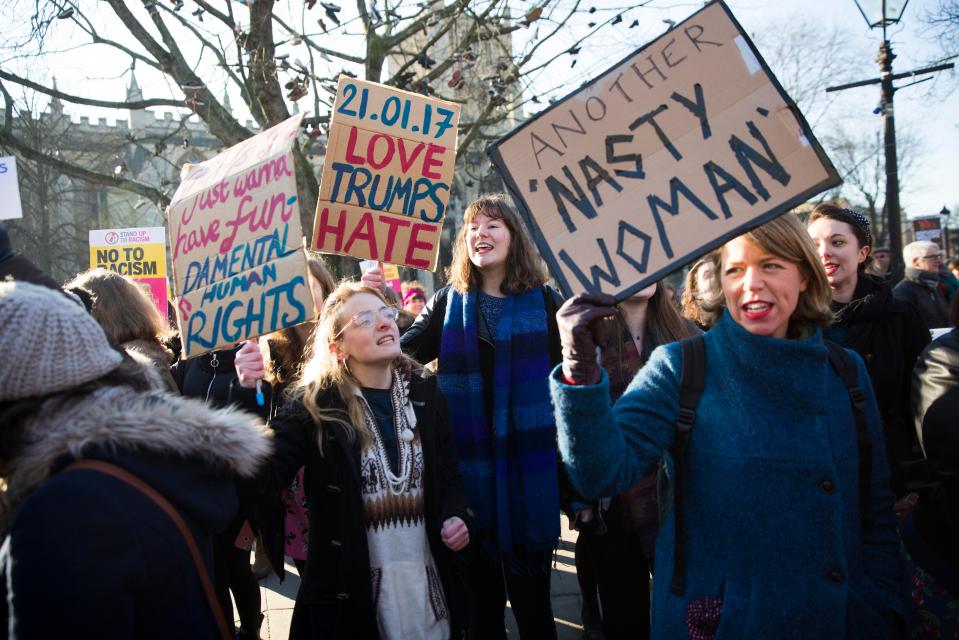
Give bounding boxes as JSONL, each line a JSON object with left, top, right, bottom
{"left": 360, "top": 370, "right": 416, "bottom": 496}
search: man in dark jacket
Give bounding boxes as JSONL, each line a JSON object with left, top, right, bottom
{"left": 0, "top": 223, "right": 65, "bottom": 291}
{"left": 894, "top": 240, "right": 949, "bottom": 329}
{"left": 0, "top": 281, "right": 271, "bottom": 639}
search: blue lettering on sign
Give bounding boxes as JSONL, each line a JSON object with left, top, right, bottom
{"left": 183, "top": 224, "right": 290, "bottom": 295}
{"left": 184, "top": 274, "right": 308, "bottom": 357}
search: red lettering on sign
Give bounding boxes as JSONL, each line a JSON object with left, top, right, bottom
{"left": 422, "top": 144, "right": 447, "bottom": 180}
{"left": 377, "top": 214, "right": 412, "bottom": 263}
{"left": 405, "top": 222, "right": 436, "bottom": 268}
{"left": 314, "top": 207, "right": 347, "bottom": 252}
{"left": 344, "top": 211, "right": 378, "bottom": 257}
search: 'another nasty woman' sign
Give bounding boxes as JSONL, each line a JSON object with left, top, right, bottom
{"left": 488, "top": 0, "right": 840, "bottom": 300}
{"left": 167, "top": 114, "right": 313, "bottom": 359}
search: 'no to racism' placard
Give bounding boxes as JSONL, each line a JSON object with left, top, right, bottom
{"left": 313, "top": 77, "right": 460, "bottom": 270}
{"left": 89, "top": 227, "right": 168, "bottom": 316}
{"left": 488, "top": 0, "right": 840, "bottom": 300}
{"left": 167, "top": 113, "right": 314, "bottom": 359}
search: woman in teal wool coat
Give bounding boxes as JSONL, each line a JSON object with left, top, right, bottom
{"left": 551, "top": 214, "right": 904, "bottom": 639}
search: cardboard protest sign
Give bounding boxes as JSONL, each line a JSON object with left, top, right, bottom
{"left": 176, "top": 248, "right": 312, "bottom": 359}
{"left": 167, "top": 113, "right": 314, "bottom": 358}
{"left": 487, "top": 0, "right": 840, "bottom": 299}
{"left": 313, "top": 77, "right": 460, "bottom": 270}
{"left": 0, "top": 156, "right": 23, "bottom": 220}
{"left": 89, "top": 227, "right": 168, "bottom": 315}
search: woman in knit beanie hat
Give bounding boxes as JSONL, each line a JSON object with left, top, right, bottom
{"left": 0, "top": 281, "right": 271, "bottom": 639}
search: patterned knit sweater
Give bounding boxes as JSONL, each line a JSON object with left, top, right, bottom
{"left": 359, "top": 380, "right": 449, "bottom": 640}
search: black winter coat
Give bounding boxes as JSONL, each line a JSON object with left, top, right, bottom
{"left": 910, "top": 328, "right": 959, "bottom": 574}
{"left": 171, "top": 347, "right": 272, "bottom": 414}
{"left": 401, "top": 285, "right": 564, "bottom": 416}
{"left": 0, "top": 388, "right": 270, "bottom": 640}
{"left": 245, "top": 374, "right": 471, "bottom": 639}
{"left": 828, "top": 273, "right": 930, "bottom": 496}
{"left": 893, "top": 269, "right": 950, "bottom": 329}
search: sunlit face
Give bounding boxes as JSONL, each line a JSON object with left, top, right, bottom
{"left": 695, "top": 262, "right": 715, "bottom": 299}
{"left": 466, "top": 212, "right": 511, "bottom": 272}
{"left": 807, "top": 218, "right": 869, "bottom": 291}
{"left": 405, "top": 296, "right": 426, "bottom": 317}
{"left": 721, "top": 237, "right": 808, "bottom": 339}
{"left": 912, "top": 248, "right": 943, "bottom": 274}
{"left": 330, "top": 293, "right": 400, "bottom": 367}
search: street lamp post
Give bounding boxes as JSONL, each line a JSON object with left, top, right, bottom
{"left": 827, "top": 1, "right": 953, "bottom": 282}
{"left": 856, "top": 0, "right": 908, "bottom": 281}
{"left": 876, "top": 36, "right": 903, "bottom": 281}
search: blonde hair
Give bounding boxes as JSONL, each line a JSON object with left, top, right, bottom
{"left": 447, "top": 193, "right": 547, "bottom": 294}
{"left": 64, "top": 268, "right": 170, "bottom": 345}
{"left": 293, "top": 282, "right": 422, "bottom": 452}
{"left": 699, "top": 214, "right": 833, "bottom": 338}
{"left": 680, "top": 258, "right": 713, "bottom": 328}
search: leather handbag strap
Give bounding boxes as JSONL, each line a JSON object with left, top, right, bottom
{"left": 64, "top": 459, "right": 233, "bottom": 640}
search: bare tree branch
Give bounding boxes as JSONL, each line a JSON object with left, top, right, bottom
{"left": 0, "top": 70, "right": 184, "bottom": 110}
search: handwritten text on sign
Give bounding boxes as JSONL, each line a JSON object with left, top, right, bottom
{"left": 487, "top": 0, "right": 839, "bottom": 300}
{"left": 314, "top": 78, "right": 459, "bottom": 270}
{"left": 168, "top": 116, "right": 303, "bottom": 297}
{"left": 177, "top": 250, "right": 311, "bottom": 358}
{"left": 167, "top": 113, "right": 312, "bottom": 358}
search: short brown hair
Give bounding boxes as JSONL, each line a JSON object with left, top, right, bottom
{"left": 64, "top": 268, "right": 170, "bottom": 345}
{"left": 808, "top": 203, "right": 873, "bottom": 272}
{"left": 447, "top": 194, "right": 547, "bottom": 295}
{"left": 699, "top": 214, "right": 833, "bottom": 338}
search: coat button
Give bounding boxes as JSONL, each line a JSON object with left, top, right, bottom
{"left": 330, "top": 539, "right": 342, "bottom": 547}
{"left": 819, "top": 480, "right": 836, "bottom": 493}
{"left": 326, "top": 484, "right": 341, "bottom": 493}
{"left": 827, "top": 570, "right": 845, "bottom": 585}
{"left": 336, "top": 592, "right": 350, "bottom": 600}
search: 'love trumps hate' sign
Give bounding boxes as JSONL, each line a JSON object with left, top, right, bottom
{"left": 167, "top": 114, "right": 314, "bottom": 359}
{"left": 488, "top": 0, "right": 840, "bottom": 300}
{"left": 313, "top": 77, "right": 460, "bottom": 270}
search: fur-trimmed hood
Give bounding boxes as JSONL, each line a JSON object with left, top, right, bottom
{"left": 2, "top": 385, "right": 272, "bottom": 530}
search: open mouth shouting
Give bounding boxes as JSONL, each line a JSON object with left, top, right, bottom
{"left": 473, "top": 242, "right": 493, "bottom": 255}
{"left": 376, "top": 334, "right": 396, "bottom": 346}
{"left": 823, "top": 262, "right": 839, "bottom": 276}
{"left": 741, "top": 300, "right": 773, "bottom": 319}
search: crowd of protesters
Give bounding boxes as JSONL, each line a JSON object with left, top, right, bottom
{"left": 0, "top": 193, "right": 957, "bottom": 640}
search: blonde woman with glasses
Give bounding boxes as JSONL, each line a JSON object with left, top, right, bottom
{"left": 241, "top": 282, "right": 471, "bottom": 640}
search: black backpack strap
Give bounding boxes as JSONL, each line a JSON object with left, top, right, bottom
{"left": 824, "top": 341, "right": 875, "bottom": 530}
{"left": 669, "top": 334, "right": 706, "bottom": 596}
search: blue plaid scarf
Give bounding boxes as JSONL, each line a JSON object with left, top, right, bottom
{"left": 438, "top": 288, "right": 559, "bottom": 559}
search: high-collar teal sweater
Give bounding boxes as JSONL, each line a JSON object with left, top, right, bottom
{"left": 550, "top": 311, "right": 905, "bottom": 639}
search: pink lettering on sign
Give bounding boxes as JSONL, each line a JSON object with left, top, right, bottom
{"left": 377, "top": 214, "right": 411, "bottom": 262}
{"left": 405, "top": 222, "right": 436, "bottom": 268}
{"left": 341, "top": 125, "right": 449, "bottom": 179}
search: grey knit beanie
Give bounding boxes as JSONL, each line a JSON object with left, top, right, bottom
{"left": 0, "top": 281, "right": 122, "bottom": 401}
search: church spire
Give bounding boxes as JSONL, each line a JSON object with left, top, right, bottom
{"left": 50, "top": 77, "right": 64, "bottom": 115}
{"left": 126, "top": 72, "right": 143, "bottom": 103}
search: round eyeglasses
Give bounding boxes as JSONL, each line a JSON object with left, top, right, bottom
{"left": 333, "top": 306, "right": 399, "bottom": 339}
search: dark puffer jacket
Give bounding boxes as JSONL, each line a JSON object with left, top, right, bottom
{"left": 243, "top": 373, "right": 471, "bottom": 639}
{"left": 909, "top": 328, "right": 959, "bottom": 576}
{"left": 0, "top": 387, "right": 270, "bottom": 640}
{"left": 894, "top": 268, "right": 949, "bottom": 330}
{"left": 828, "top": 273, "right": 930, "bottom": 496}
